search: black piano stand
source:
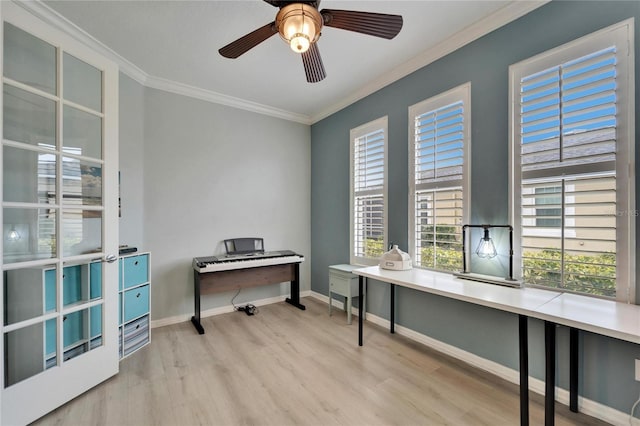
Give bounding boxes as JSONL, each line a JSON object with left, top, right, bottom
{"left": 285, "top": 262, "right": 306, "bottom": 310}
{"left": 192, "top": 261, "right": 305, "bottom": 334}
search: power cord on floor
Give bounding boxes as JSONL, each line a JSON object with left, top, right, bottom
{"left": 230, "top": 287, "right": 258, "bottom": 316}
{"left": 230, "top": 287, "right": 242, "bottom": 310}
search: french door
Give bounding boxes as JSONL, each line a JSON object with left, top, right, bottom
{"left": 0, "top": 2, "right": 119, "bottom": 424}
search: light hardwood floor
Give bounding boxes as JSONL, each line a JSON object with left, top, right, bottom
{"left": 34, "top": 297, "right": 608, "bottom": 425}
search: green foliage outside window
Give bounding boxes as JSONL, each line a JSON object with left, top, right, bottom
{"left": 523, "top": 249, "right": 616, "bottom": 297}
{"left": 364, "top": 237, "right": 385, "bottom": 258}
{"left": 419, "top": 225, "right": 462, "bottom": 271}
{"left": 420, "top": 246, "right": 462, "bottom": 271}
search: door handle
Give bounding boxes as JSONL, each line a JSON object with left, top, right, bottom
{"left": 104, "top": 254, "right": 118, "bottom": 263}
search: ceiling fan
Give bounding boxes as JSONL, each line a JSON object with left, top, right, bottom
{"left": 218, "top": 1, "right": 403, "bottom": 83}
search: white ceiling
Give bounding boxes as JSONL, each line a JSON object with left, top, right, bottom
{"left": 41, "top": 0, "right": 545, "bottom": 123}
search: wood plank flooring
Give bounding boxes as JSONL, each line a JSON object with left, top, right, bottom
{"left": 33, "top": 297, "right": 608, "bottom": 425}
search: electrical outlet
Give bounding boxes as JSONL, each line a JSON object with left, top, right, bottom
{"left": 635, "top": 359, "right": 640, "bottom": 381}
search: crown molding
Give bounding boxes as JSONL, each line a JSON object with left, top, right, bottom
{"left": 16, "top": 0, "right": 546, "bottom": 126}
{"left": 145, "top": 76, "right": 312, "bottom": 124}
{"left": 309, "top": 1, "right": 550, "bottom": 124}
{"left": 13, "top": 0, "right": 312, "bottom": 124}
{"left": 13, "top": 0, "right": 148, "bottom": 84}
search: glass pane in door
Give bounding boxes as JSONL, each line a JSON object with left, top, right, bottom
{"left": 63, "top": 53, "right": 102, "bottom": 112}
{"left": 3, "top": 266, "right": 56, "bottom": 325}
{"left": 61, "top": 306, "right": 103, "bottom": 362}
{"left": 3, "top": 145, "right": 56, "bottom": 203}
{"left": 4, "top": 321, "right": 52, "bottom": 387}
{"left": 62, "top": 209, "right": 102, "bottom": 256}
{"left": 63, "top": 106, "right": 102, "bottom": 158}
{"left": 3, "top": 23, "right": 56, "bottom": 95}
{"left": 62, "top": 157, "right": 102, "bottom": 206}
{"left": 3, "top": 207, "right": 56, "bottom": 263}
{"left": 3, "top": 85, "right": 56, "bottom": 148}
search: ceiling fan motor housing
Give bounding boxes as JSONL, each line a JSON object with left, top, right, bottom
{"left": 275, "top": 3, "right": 323, "bottom": 53}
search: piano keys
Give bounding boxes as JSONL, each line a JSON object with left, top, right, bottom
{"left": 193, "top": 250, "right": 304, "bottom": 273}
{"left": 190, "top": 250, "right": 305, "bottom": 334}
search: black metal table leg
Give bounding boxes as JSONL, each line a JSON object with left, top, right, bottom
{"left": 359, "top": 275, "right": 364, "bottom": 346}
{"left": 519, "top": 315, "right": 529, "bottom": 426}
{"left": 545, "top": 321, "right": 556, "bottom": 426}
{"left": 570, "top": 327, "right": 579, "bottom": 412}
{"left": 390, "top": 283, "right": 395, "bottom": 334}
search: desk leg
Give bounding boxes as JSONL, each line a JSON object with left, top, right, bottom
{"left": 191, "top": 273, "right": 205, "bottom": 335}
{"left": 359, "top": 276, "right": 364, "bottom": 346}
{"left": 545, "top": 321, "right": 556, "bottom": 426}
{"left": 390, "top": 283, "right": 396, "bottom": 334}
{"left": 570, "top": 327, "right": 579, "bottom": 412}
{"left": 285, "top": 262, "right": 306, "bottom": 310}
{"left": 519, "top": 315, "right": 529, "bottom": 426}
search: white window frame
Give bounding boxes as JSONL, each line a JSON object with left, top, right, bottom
{"left": 509, "top": 19, "right": 635, "bottom": 302}
{"left": 408, "top": 83, "right": 471, "bottom": 271}
{"left": 350, "top": 116, "right": 388, "bottom": 266}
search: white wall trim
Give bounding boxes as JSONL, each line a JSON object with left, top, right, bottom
{"left": 12, "top": 0, "right": 148, "bottom": 84}
{"left": 14, "top": 0, "right": 312, "bottom": 125}
{"left": 16, "top": 0, "right": 547, "bottom": 126}
{"left": 145, "top": 75, "right": 311, "bottom": 124}
{"left": 308, "top": 292, "right": 631, "bottom": 426}
{"left": 150, "top": 290, "right": 312, "bottom": 329}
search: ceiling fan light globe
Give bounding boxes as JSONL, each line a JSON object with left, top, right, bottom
{"left": 290, "top": 34, "right": 310, "bottom": 53}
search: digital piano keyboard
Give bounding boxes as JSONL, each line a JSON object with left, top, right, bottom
{"left": 193, "top": 250, "right": 304, "bottom": 273}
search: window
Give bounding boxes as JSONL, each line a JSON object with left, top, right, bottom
{"left": 350, "top": 117, "right": 387, "bottom": 265}
{"left": 510, "top": 20, "right": 634, "bottom": 301}
{"left": 534, "top": 186, "right": 562, "bottom": 228}
{"left": 409, "top": 83, "right": 470, "bottom": 271}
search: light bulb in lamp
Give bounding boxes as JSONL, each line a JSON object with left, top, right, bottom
{"left": 475, "top": 228, "right": 497, "bottom": 259}
{"left": 276, "top": 3, "right": 322, "bottom": 54}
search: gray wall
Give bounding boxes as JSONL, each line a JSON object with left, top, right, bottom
{"left": 311, "top": 0, "right": 640, "bottom": 415}
{"left": 118, "top": 73, "right": 145, "bottom": 249}
{"left": 118, "top": 80, "right": 311, "bottom": 321}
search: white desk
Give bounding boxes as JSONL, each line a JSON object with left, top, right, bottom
{"left": 535, "top": 293, "right": 640, "bottom": 344}
{"left": 352, "top": 266, "right": 640, "bottom": 426}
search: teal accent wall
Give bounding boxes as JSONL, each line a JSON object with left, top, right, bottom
{"left": 311, "top": 1, "right": 640, "bottom": 415}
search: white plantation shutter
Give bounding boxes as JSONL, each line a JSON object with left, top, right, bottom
{"left": 511, "top": 20, "right": 634, "bottom": 300}
{"left": 350, "top": 117, "right": 387, "bottom": 264}
{"left": 409, "top": 84, "right": 469, "bottom": 271}
{"left": 520, "top": 47, "right": 616, "bottom": 178}
{"left": 414, "top": 101, "right": 465, "bottom": 185}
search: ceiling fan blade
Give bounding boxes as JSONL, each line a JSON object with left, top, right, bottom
{"left": 219, "top": 22, "right": 277, "bottom": 59}
{"left": 320, "top": 9, "right": 403, "bottom": 39}
{"left": 301, "top": 43, "right": 326, "bottom": 83}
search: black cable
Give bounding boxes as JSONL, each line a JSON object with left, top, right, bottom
{"left": 230, "top": 288, "right": 259, "bottom": 315}
{"left": 230, "top": 287, "right": 242, "bottom": 311}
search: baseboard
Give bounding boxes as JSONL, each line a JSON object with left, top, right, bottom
{"left": 308, "top": 292, "right": 630, "bottom": 426}
{"left": 150, "top": 290, "right": 312, "bottom": 329}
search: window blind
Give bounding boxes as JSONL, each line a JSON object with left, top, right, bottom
{"left": 353, "top": 127, "right": 385, "bottom": 259}
{"left": 410, "top": 92, "right": 467, "bottom": 271}
{"left": 518, "top": 46, "right": 619, "bottom": 296}
{"left": 520, "top": 46, "right": 616, "bottom": 178}
{"left": 414, "top": 101, "right": 464, "bottom": 185}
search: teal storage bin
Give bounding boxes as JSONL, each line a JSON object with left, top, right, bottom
{"left": 123, "top": 284, "right": 149, "bottom": 322}
{"left": 122, "top": 254, "right": 148, "bottom": 289}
